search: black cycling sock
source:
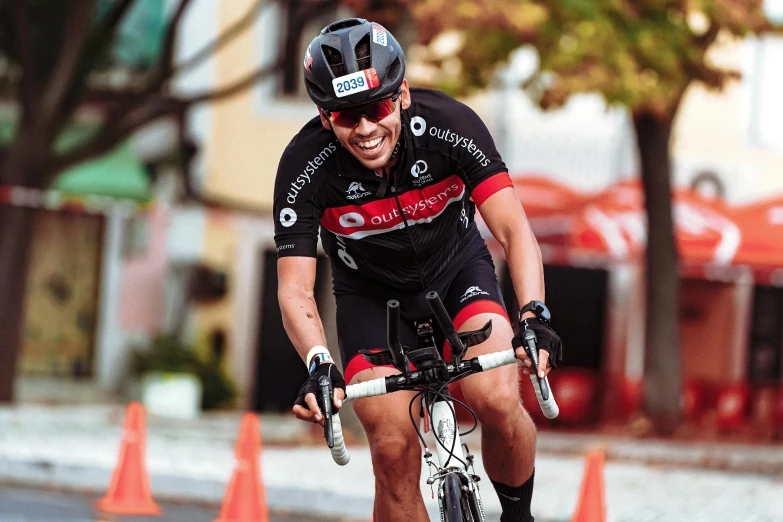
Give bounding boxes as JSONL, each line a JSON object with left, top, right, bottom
{"left": 491, "top": 469, "right": 535, "bottom": 522}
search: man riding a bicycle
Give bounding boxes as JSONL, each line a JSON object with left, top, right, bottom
{"left": 273, "top": 18, "right": 563, "bottom": 522}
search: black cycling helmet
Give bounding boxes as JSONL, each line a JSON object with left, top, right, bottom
{"left": 303, "top": 18, "right": 405, "bottom": 111}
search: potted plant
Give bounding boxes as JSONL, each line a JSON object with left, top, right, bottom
{"left": 130, "top": 334, "right": 238, "bottom": 418}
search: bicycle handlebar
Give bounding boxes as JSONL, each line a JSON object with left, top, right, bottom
{"left": 328, "top": 345, "right": 559, "bottom": 465}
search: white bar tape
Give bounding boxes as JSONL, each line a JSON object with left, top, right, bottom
{"left": 476, "top": 348, "right": 518, "bottom": 370}
{"left": 530, "top": 374, "right": 559, "bottom": 419}
{"left": 330, "top": 413, "right": 350, "bottom": 466}
{"left": 345, "top": 377, "right": 388, "bottom": 401}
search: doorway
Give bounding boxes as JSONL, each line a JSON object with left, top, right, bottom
{"left": 252, "top": 251, "right": 330, "bottom": 412}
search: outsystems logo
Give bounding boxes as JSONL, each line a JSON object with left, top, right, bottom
{"left": 286, "top": 142, "right": 338, "bottom": 204}
{"left": 408, "top": 116, "right": 491, "bottom": 167}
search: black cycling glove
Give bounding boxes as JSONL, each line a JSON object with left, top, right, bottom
{"left": 512, "top": 317, "right": 564, "bottom": 369}
{"left": 294, "top": 362, "right": 346, "bottom": 414}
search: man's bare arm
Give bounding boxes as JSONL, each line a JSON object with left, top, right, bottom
{"left": 278, "top": 256, "right": 327, "bottom": 361}
{"left": 477, "top": 186, "right": 550, "bottom": 375}
{"left": 278, "top": 256, "right": 343, "bottom": 423}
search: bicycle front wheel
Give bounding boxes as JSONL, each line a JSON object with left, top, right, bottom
{"left": 442, "top": 474, "right": 464, "bottom": 522}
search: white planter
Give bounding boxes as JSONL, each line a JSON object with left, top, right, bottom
{"left": 141, "top": 371, "right": 203, "bottom": 419}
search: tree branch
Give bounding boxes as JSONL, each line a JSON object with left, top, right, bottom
{"left": 174, "top": 0, "right": 264, "bottom": 75}
{"left": 9, "top": 1, "right": 36, "bottom": 117}
{"left": 49, "top": 57, "right": 281, "bottom": 179}
{"left": 48, "top": 97, "right": 185, "bottom": 178}
{"left": 36, "top": 0, "right": 94, "bottom": 127}
{"left": 695, "top": 20, "right": 721, "bottom": 50}
{"left": 94, "top": 0, "right": 137, "bottom": 42}
{"left": 181, "top": 60, "right": 282, "bottom": 104}
{"left": 84, "top": 0, "right": 262, "bottom": 147}
{"left": 159, "top": 0, "right": 196, "bottom": 78}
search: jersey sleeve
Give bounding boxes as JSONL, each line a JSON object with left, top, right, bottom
{"left": 447, "top": 100, "right": 512, "bottom": 206}
{"left": 273, "top": 145, "right": 321, "bottom": 258}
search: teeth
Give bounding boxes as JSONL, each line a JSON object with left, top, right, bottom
{"left": 357, "top": 137, "right": 383, "bottom": 150}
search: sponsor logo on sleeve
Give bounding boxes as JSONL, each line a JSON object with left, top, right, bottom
{"left": 286, "top": 142, "right": 338, "bottom": 204}
{"left": 279, "top": 208, "right": 297, "bottom": 227}
{"left": 408, "top": 115, "right": 492, "bottom": 167}
{"left": 277, "top": 243, "right": 295, "bottom": 251}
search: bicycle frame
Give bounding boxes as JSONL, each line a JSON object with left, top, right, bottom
{"left": 326, "top": 291, "right": 558, "bottom": 521}
{"left": 426, "top": 389, "right": 487, "bottom": 521}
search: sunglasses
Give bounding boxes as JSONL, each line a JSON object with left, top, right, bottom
{"left": 323, "top": 91, "right": 401, "bottom": 129}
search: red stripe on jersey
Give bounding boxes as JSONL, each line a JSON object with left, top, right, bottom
{"left": 320, "top": 175, "right": 466, "bottom": 239}
{"left": 471, "top": 171, "right": 513, "bottom": 207}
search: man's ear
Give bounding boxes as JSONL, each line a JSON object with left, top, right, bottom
{"left": 318, "top": 107, "right": 332, "bottom": 130}
{"left": 400, "top": 79, "right": 412, "bottom": 110}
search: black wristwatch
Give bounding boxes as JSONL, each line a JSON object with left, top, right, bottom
{"left": 519, "top": 300, "right": 551, "bottom": 323}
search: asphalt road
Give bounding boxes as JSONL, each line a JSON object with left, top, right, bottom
{"left": 0, "top": 485, "right": 339, "bottom": 522}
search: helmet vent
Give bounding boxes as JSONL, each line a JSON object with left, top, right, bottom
{"left": 325, "top": 18, "right": 364, "bottom": 33}
{"left": 386, "top": 57, "right": 402, "bottom": 83}
{"left": 305, "top": 79, "right": 328, "bottom": 100}
{"left": 322, "top": 45, "right": 347, "bottom": 78}
{"left": 355, "top": 35, "right": 371, "bottom": 71}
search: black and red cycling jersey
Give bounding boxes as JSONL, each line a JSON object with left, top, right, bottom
{"left": 273, "top": 88, "right": 513, "bottom": 292}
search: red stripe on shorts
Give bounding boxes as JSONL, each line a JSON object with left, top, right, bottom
{"left": 344, "top": 351, "right": 416, "bottom": 385}
{"left": 444, "top": 300, "right": 510, "bottom": 360}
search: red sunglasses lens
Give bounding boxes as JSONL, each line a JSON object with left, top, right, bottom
{"left": 329, "top": 98, "right": 396, "bottom": 128}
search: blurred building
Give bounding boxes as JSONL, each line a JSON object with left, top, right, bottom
{"left": 12, "top": 0, "right": 780, "bottom": 432}
{"left": 479, "top": 34, "right": 783, "bottom": 429}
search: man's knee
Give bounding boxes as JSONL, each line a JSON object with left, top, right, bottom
{"left": 369, "top": 432, "right": 420, "bottom": 470}
{"left": 462, "top": 380, "right": 533, "bottom": 432}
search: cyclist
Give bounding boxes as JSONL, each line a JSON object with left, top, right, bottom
{"left": 274, "top": 18, "right": 563, "bottom": 522}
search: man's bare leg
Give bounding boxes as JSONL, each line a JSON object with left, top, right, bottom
{"left": 351, "top": 366, "right": 429, "bottom": 522}
{"left": 458, "top": 313, "right": 537, "bottom": 520}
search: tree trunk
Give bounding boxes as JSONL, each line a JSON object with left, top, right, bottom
{"left": 634, "top": 111, "right": 681, "bottom": 433}
{"left": 0, "top": 204, "right": 36, "bottom": 402}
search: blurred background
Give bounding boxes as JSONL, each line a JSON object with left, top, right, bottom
{"left": 1, "top": 1, "right": 782, "bottom": 520}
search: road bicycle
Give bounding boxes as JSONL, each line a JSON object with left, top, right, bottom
{"left": 320, "top": 291, "right": 559, "bottom": 521}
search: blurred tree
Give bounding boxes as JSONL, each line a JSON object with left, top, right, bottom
{"left": 0, "top": 0, "right": 277, "bottom": 402}
{"left": 365, "top": 0, "right": 776, "bottom": 431}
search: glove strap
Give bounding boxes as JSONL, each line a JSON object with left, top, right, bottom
{"left": 306, "top": 346, "right": 334, "bottom": 376}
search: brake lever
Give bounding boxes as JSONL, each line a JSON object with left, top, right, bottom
{"left": 318, "top": 375, "right": 334, "bottom": 448}
{"left": 523, "top": 329, "right": 550, "bottom": 401}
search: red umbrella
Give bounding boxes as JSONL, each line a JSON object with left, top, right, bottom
{"left": 567, "top": 180, "right": 742, "bottom": 270}
{"left": 730, "top": 197, "right": 783, "bottom": 285}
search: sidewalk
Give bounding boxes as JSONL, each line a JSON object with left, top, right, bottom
{"left": 1, "top": 404, "right": 783, "bottom": 520}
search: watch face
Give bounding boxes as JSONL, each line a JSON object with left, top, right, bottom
{"left": 523, "top": 300, "right": 551, "bottom": 322}
{"left": 535, "top": 302, "right": 551, "bottom": 322}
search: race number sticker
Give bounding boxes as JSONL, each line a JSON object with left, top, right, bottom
{"left": 372, "top": 24, "right": 387, "bottom": 46}
{"left": 332, "top": 68, "right": 380, "bottom": 98}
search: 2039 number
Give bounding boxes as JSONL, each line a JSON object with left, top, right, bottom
{"left": 335, "top": 76, "right": 366, "bottom": 94}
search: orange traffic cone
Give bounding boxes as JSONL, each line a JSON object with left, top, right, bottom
{"left": 95, "top": 402, "right": 162, "bottom": 515}
{"left": 571, "top": 450, "right": 607, "bottom": 522}
{"left": 214, "top": 413, "right": 270, "bottom": 522}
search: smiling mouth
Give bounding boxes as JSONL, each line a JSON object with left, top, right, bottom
{"left": 355, "top": 136, "right": 384, "bottom": 154}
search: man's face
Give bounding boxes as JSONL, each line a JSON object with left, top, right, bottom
{"left": 320, "top": 80, "right": 411, "bottom": 171}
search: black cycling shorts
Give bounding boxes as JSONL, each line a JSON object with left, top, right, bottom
{"left": 336, "top": 249, "right": 510, "bottom": 384}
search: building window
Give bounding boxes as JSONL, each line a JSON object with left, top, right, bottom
{"left": 122, "top": 214, "right": 150, "bottom": 259}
